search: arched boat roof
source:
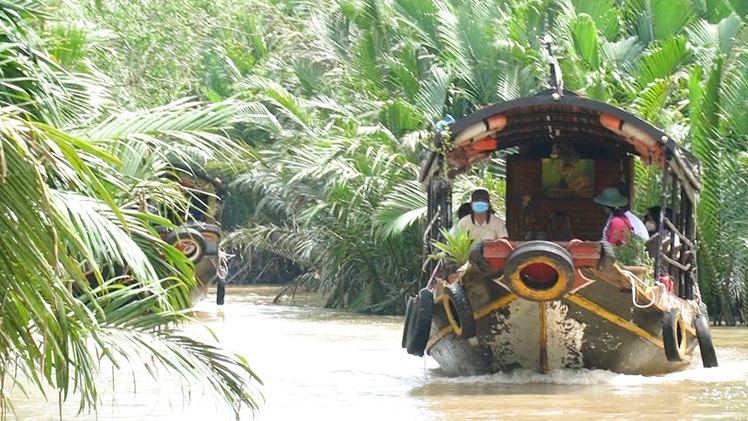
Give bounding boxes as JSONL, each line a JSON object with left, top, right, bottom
{"left": 420, "top": 89, "right": 702, "bottom": 199}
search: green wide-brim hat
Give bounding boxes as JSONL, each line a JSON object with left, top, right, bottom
{"left": 593, "top": 187, "right": 629, "bottom": 208}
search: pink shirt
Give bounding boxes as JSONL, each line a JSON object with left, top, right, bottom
{"left": 607, "top": 216, "right": 633, "bottom": 246}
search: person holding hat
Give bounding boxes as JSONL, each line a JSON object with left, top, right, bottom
{"left": 456, "top": 189, "right": 507, "bottom": 241}
{"left": 594, "top": 187, "right": 641, "bottom": 246}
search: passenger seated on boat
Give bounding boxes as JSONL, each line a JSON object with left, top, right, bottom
{"left": 456, "top": 189, "right": 507, "bottom": 241}
{"left": 546, "top": 211, "right": 574, "bottom": 241}
{"left": 623, "top": 207, "right": 649, "bottom": 240}
{"left": 594, "top": 187, "right": 633, "bottom": 246}
{"left": 644, "top": 206, "right": 680, "bottom": 258}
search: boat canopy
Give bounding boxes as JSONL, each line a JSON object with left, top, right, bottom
{"left": 419, "top": 90, "right": 702, "bottom": 203}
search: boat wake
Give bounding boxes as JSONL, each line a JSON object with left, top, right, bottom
{"left": 424, "top": 348, "right": 748, "bottom": 386}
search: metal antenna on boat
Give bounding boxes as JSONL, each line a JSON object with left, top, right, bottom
{"left": 542, "top": 34, "right": 563, "bottom": 98}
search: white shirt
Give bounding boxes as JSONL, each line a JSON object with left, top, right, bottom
{"left": 456, "top": 214, "right": 507, "bottom": 241}
{"left": 625, "top": 211, "right": 650, "bottom": 240}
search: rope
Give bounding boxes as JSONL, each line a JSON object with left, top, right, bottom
{"left": 218, "top": 250, "right": 233, "bottom": 279}
{"left": 624, "top": 269, "right": 656, "bottom": 309}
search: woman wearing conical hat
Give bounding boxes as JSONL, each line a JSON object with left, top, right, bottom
{"left": 594, "top": 187, "right": 643, "bottom": 246}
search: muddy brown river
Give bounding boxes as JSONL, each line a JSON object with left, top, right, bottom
{"left": 14, "top": 286, "right": 748, "bottom": 420}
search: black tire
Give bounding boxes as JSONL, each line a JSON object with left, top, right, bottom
{"left": 200, "top": 224, "right": 221, "bottom": 256}
{"left": 191, "top": 223, "right": 221, "bottom": 256}
{"left": 216, "top": 277, "right": 226, "bottom": 306}
{"left": 598, "top": 241, "right": 616, "bottom": 270}
{"left": 444, "top": 283, "right": 477, "bottom": 338}
{"left": 199, "top": 223, "right": 221, "bottom": 235}
{"left": 694, "top": 315, "right": 718, "bottom": 368}
{"left": 504, "top": 241, "right": 576, "bottom": 301}
{"left": 406, "top": 288, "right": 434, "bottom": 357}
{"left": 662, "top": 308, "right": 687, "bottom": 362}
{"left": 401, "top": 297, "right": 416, "bottom": 348}
{"left": 165, "top": 228, "right": 207, "bottom": 263}
{"left": 468, "top": 241, "right": 491, "bottom": 272}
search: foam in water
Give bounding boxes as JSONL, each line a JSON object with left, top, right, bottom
{"left": 426, "top": 356, "right": 748, "bottom": 387}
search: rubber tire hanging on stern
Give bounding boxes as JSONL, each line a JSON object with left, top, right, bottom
{"left": 662, "top": 308, "right": 687, "bottom": 362}
{"left": 406, "top": 288, "right": 434, "bottom": 357}
{"left": 402, "top": 296, "right": 416, "bottom": 349}
{"left": 694, "top": 315, "right": 718, "bottom": 368}
{"left": 444, "top": 283, "right": 476, "bottom": 339}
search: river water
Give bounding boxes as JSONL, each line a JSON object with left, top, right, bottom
{"left": 15, "top": 286, "right": 748, "bottom": 420}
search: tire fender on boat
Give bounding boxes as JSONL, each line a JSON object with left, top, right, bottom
{"left": 503, "top": 241, "right": 576, "bottom": 301}
{"left": 406, "top": 288, "right": 434, "bottom": 357}
{"left": 662, "top": 308, "right": 688, "bottom": 362}
{"left": 165, "top": 228, "right": 207, "bottom": 263}
{"left": 197, "top": 223, "right": 221, "bottom": 256}
{"left": 402, "top": 296, "right": 416, "bottom": 349}
{"left": 444, "top": 283, "right": 477, "bottom": 339}
{"left": 694, "top": 315, "right": 718, "bottom": 368}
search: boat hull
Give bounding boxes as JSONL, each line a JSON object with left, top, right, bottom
{"left": 426, "top": 266, "right": 699, "bottom": 376}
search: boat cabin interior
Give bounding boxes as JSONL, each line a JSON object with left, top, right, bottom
{"left": 504, "top": 142, "right": 633, "bottom": 242}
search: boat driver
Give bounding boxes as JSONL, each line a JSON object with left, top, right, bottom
{"left": 455, "top": 189, "right": 508, "bottom": 241}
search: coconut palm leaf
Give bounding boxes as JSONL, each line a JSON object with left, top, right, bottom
{"left": 239, "top": 75, "right": 312, "bottom": 132}
{"left": 375, "top": 179, "right": 427, "bottom": 237}
{"left": 414, "top": 65, "right": 451, "bottom": 122}
{"left": 623, "top": 0, "right": 694, "bottom": 45}
{"left": 631, "top": 36, "right": 691, "bottom": 89}
{"left": 72, "top": 280, "right": 262, "bottom": 411}
{"left": 571, "top": 0, "right": 621, "bottom": 40}
{"left": 570, "top": 13, "right": 601, "bottom": 70}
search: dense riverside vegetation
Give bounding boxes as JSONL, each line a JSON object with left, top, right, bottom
{"left": 0, "top": 0, "right": 261, "bottom": 416}
{"left": 69, "top": 0, "right": 748, "bottom": 322}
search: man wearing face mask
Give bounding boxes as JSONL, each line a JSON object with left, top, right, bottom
{"left": 456, "top": 189, "right": 508, "bottom": 241}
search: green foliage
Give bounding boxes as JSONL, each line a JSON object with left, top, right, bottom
{"left": 615, "top": 235, "right": 654, "bottom": 269}
{"left": 430, "top": 228, "right": 477, "bottom": 267}
{"left": 0, "top": 0, "right": 261, "bottom": 416}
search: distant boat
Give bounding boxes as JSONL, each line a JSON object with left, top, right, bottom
{"left": 156, "top": 220, "right": 225, "bottom": 306}
{"left": 401, "top": 38, "right": 717, "bottom": 376}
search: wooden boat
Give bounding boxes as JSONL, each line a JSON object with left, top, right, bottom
{"left": 155, "top": 220, "right": 225, "bottom": 305}
{"left": 82, "top": 172, "right": 228, "bottom": 306}
{"left": 164, "top": 172, "right": 229, "bottom": 306}
{"left": 401, "top": 41, "right": 718, "bottom": 376}
{"left": 118, "top": 172, "right": 228, "bottom": 306}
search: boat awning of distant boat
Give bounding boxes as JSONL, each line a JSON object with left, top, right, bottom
{"left": 419, "top": 89, "right": 701, "bottom": 202}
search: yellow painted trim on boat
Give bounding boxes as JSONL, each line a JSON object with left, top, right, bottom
{"left": 539, "top": 301, "right": 549, "bottom": 373}
{"left": 566, "top": 294, "right": 664, "bottom": 349}
{"left": 426, "top": 325, "right": 453, "bottom": 352}
{"left": 443, "top": 295, "right": 464, "bottom": 337}
{"left": 426, "top": 293, "right": 519, "bottom": 353}
{"left": 474, "top": 294, "right": 518, "bottom": 320}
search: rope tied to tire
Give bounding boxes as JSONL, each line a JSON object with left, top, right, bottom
{"left": 623, "top": 269, "right": 656, "bottom": 309}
